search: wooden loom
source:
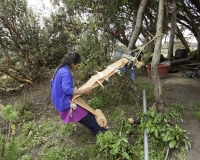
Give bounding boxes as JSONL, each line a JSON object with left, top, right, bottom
{"left": 72, "top": 55, "right": 136, "bottom": 127}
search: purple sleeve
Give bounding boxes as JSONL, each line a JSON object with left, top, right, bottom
{"left": 61, "top": 71, "right": 74, "bottom": 96}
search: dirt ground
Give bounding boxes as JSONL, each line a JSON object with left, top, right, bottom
{"left": 1, "top": 67, "right": 200, "bottom": 159}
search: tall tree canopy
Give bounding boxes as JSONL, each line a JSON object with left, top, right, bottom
{"left": 0, "top": 0, "right": 84, "bottom": 85}
{"left": 59, "top": 0, "right": 200, "bottom": 51}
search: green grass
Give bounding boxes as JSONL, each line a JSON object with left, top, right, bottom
{"left": 193, "top": 102, "right": 200, "bottom": 120}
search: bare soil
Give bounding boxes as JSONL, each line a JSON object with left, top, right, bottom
{"left": 1, "top": 68, "right": 200, "bottom": 160}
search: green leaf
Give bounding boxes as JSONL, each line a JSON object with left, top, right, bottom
{"left": 110, "top": 147, "right": 119, "bottom": 155}
{"left": 122, "top": 152, "right": 130, "bottom": 159}
{"left": 167, "top": 135, "right": 175, "bottom": 141}
{"left": 122, "top": 137, "right": 128, "bottom": 143}
{"left": 146, "top": 127, "right": 150, "bottom": 134}
{"left": 154, "top": 129, "right": 158, "bottom": 138}
{"left": 169, "top": 140, "right": 176, "bottom": 148}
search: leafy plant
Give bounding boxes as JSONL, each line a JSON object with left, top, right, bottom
{"left": 193, "top": 102, "right": 200, "bottom": 120}
{"left": 0, "top": 104, "right": 20, "bottom": 160}
{"left": 17, "top": 97, "right": 34, "bottom": 122}
{"left": 135, "top": 108, "right": 191, "bottom": 159}
{"left": 95, "top": 103, "right": 191, "bottom": 160}
{"left": 87, "top": 87, "right": 113, "bottom": 110}
{"left": 97, "top": 131, "right": 135, "bottom": 160}
{"left": 0, "top": 104, "right": 18, "bottom": 140}
{"left": 167, "top": 102, "right": 185, "bottom": 115}
{"left": 17, "top": 120, "right": 60, "bottom": 149}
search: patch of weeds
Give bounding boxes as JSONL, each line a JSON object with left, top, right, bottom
{"left": 165, "top": 103, "right": 185, "bottom": 122}
{"left": 20, "top": 154, "right": 34, "bottom": 160}
{"left": 167, "top": 102, "right": 184, "bottom": 115}
{"left": 16, "top": 116, "right": 81, "bottom": 159}
{"left": 16, "top": 96, "right": 34, "bottom": 122}
{"left": 134, "top": 81, "right": 154, "bottom": 102}
{"left": 16, "top": 119, "right": 61, "bottom": 153}
{"left": 57, "top": 123, "right": 75, "bottom": 137}
{"left": 40, "top": 146, "right": 81, "bottom": 160}
{"left": 96, "top": 131, "right": 135, "bottom": 160}
{"left": 106, "top": 107, "right": 126, "bottom": 127}
{"left": 88, "top": 97, "right": 106, "bottom": 110}
{"left": 87, "top": 86, "right": 115, "bottom": 110}
{"left": 135, "top": 108, "right": 191, "bottom": 160}
{"left": 80, "top": 133, "right": 90, "bottom": 143}
{"left": 193, "top": 102, "right": 200, "bottom": 120}
{"left": 41, "top": 139, "right": 57, "bottom": 152}
{"left": 0, "top": 104, "right": 20, "bottom": 160}
{"left": 2, "top": 139, "right": 20, "bottom": 160}
{"left": 37, "top": 119, "right": 60, "bottom": 136}
{"left": 80, "top": 145, "right": 99, "bottom": 160}
{"left": 169, "top": 147, "right": 186, "bottom": 160}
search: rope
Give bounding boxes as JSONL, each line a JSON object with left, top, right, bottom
{"left": 127, "top": 32, "right": 163, "bottom": 60}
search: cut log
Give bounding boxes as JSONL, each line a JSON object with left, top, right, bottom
{"left": 180, "top": 62, "right": 200, "bottom": 67}
{"left": 179, "top": 62, "right": 200, "bottom": 70}
{"left": 170, "top": 58, "right": 191, "bottom": 65}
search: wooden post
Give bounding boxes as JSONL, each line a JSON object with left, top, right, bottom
{"left": 197, "top": 29, "right": 200, "bottom": 61}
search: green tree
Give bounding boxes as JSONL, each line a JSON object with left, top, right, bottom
{"left": 0, "top": 0, "right": 84, "bottom": 86}
{"left": 0, "top": 0, "right": 47, "bottom": 84}
{"left": 0, "top": 104, "right": 19, "bottom": 160}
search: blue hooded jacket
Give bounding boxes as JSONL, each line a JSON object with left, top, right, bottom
{"left": 50, "top": 66, "right": 74, "bottom": 112}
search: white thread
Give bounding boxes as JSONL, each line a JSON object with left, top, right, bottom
{"left": 96, "top": 71, "right": 109, "bottom": 81}
{"left": 107, "top": 66, "right": 121, "bottom": 76}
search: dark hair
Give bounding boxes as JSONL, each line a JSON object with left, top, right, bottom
{"left": 61, "top": 52, "right": 81, "bottom": 68}
{"left": 52, "top": 52, "right": 81, "bottom": 79}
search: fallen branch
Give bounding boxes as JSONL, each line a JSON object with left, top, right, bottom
{"left": 179, "top": 62, "right": 200, "bottom": 67}
{"left": 0, "top": 67, "right": 33, "bottom": 84}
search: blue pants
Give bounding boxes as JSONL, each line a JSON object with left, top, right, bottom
{"left": 79, "top": 112, "right": 107, "bottom": 135}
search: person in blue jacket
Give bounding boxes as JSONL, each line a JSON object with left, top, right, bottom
{"left": 50, "top": 52, "right": 107, "bottom": 135}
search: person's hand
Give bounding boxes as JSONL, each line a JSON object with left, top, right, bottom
{"left": 83, "top": 87, "right": 92, "bottom": 95}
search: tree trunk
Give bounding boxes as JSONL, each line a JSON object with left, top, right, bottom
{"left": 151, "top": 0, "right": 166, "bottom": 113}
{"left": 127, "top": 0, "right": 148, "bottom": 52}
{"left": 167, "top": 0, "right": 176, "bottom": 59}
{"left": 197, "top": 29, "right": 200, "bottom": 62}
{"left": 176, "top": 25, "right": 190, "bottom": 53}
